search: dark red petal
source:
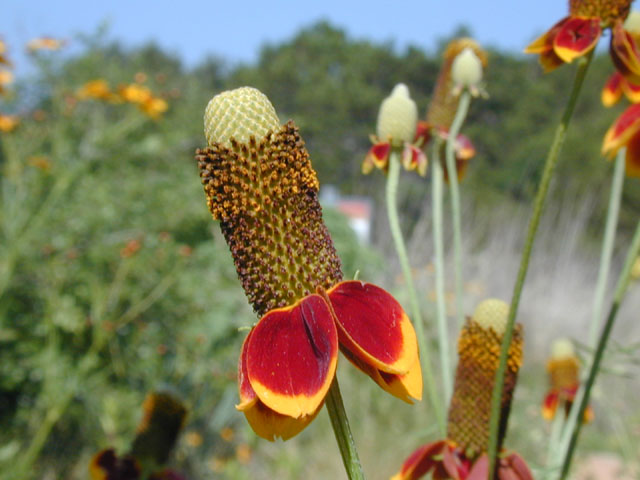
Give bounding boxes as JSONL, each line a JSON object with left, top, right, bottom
{"left": 466, "top": 454, "right": 489, "bottom": 480}
{"left": 611, "top": 22, "right": 640, "bottom": 83}
{"left": 392, "top": 441, "right": 446, "bottom": 480}
{"left": 553, "top": 17, "right": 601, "bottom": 63}
{"left": 327, "top": 280, "right": 418, "bottom": 375}
{"left": 542, "top": 390, "right": 559, "bottom": 420}
{"left": 602, "top": 104, "right": 640, "bottom": 159}
{"left": 525, "top": 17, "right": 570, "bottom": 54}
{"left": 625, "top": 126, "right": 640, "bottom": 177}
{"left": 246, "top": 294, "right": 338, "bottom": 418}
{"left": 504, "top": 452, "right": 535, "bottom": 480}
{"left": 441, "top": 445, "right": 463, "bottom": 480}
{"left": 237, "top": 332, "right": 258, "bottom": 410}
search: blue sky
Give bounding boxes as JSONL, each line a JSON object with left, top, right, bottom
{"left": 2, "top": 1, "right": 567, "bottom": 71}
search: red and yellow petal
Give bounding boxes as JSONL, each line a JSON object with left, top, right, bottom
{"left": 237, "top": 332, "right": 320, "bottom": 440}
{"left": 363, "top": 142, "right": 391, "bottom": 174}
{"left": 542, "top": 390, "right": 560, "bottom": 420}
{"left": 414, "top": 121, "right": 432, "bottom": 146}
{"left": 402, "top": 144, "right": 428, "bottom": 177}
{"left": 326, "top": 280, "right": 418, "bottom": 375}
{"left": 602, "top": 104, "right": 640, "bottom": 159}
{"left": 553, "top": 17, "right": 601, "bottom": 63}
{"left": 245, "top": 294, "right": 338, "bottom": 418}
{"left": 499, "top": 452, "right": 535, "bottom": 480}
{"left": 340, "top": 346, "right": 422, "bottom": 403}
{"left": 621, "top": 76, "right": 640, "bottom": 103}
{"left": 391, "top": 441, "right": 447, "bottom": 480}
{"left": 602, "top": 72, "right": 624, "bottom": 106}
{"left": 525, "top": 18, "right": 570, "bottom": 55}
{"left": 611, "top": 21, "right": 640, "bottom": 83}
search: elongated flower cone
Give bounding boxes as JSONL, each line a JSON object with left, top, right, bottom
{"left": 426, "top": 38, "right": 488, "bottom": 130}
{"left": 196, "top": 87, "right": 422, "bottom": 440}
{"left": 447, "top": 299, "right": 523, "bottom": 457}
{"left": 570, "top": 0, "right": 631, "bottom": 25}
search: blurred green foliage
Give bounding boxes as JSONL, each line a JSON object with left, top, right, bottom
{"left": 0, "top": 21, "right": 638, "bottom": 479}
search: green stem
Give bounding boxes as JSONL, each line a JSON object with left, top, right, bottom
{"left": 444, "top": 90, "right": 471, "bottom": 330}
{"left": 431, "top": 146, "right": 453, "bottom": 402}
{"left": 558, "top": 220, "right": 640, "bottom": 480}
{"left": 544, "top": 408, "right": 566, "bottom": 480}
{"left": 386, "top": 150, "right": 446, "bottom": 435}
{"left": 587, "top": 148, "right": 625, "bottom": 346}
{"left": 325, "top": 377, "right": 365, "bottom": 480}
{"left": 487, "top": 51, "right": 594, "bottom": 477}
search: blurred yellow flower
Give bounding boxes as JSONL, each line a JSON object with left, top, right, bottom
{"left": 119, "top": 83, "right": 153, "bottom": 104}
{"left": 0, "top": 69, "right": 13, "bottom": 95}
{"left": 77, "top": 79, "right": 119, "bottom": 102}
{"left": 184, "top": 431, "right": 203, "bottom": 447}
{"left": 0, "top": 114, "right": 19, "bottom": 132}
{"left": 27, "top": 37, "right": 66, "bottom": 52}
{"left": 139, "top": 96, "right": 168, "bottom": 119}
{"left": 235, "top": 444, "right": 251, "bottom": 464}
{"left": 0, "top": 39, "right": 11, "bottom": 65}
{"left": 134, "top": 72, "right": 148, "bottom": 83}
{"left": 219, "top": 426, "right": 234, "bottom": 442}
{"left": 27, "top": 155, "right": 52, "bottom": 171}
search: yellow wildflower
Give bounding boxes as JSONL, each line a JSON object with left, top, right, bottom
{"left": 119, "top": 83, "right": 153, "bottom": 104}
{"left": 77, "top": 79, "right": 118, "bottom": 102}
{"left": 139, "top": 96, "right": 168, "bottom": 119}
{"left": 27, "top": 156, "right": 52, "bottom": 171}
{"left": 0, "top": 39, "right": 11, "bottom": 66}
{"left": 27, "top": 37, "right": 66, "bottom": 52}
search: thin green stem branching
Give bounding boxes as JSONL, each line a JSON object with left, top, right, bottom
{"left": 444, "top": 90, "right": 471, "bottom": 330}
{"left": 487, "top": 51, "right": 594, "bottom": 477}
{"left": 386, "top": 150, "right": 446, "bottom": 435}
{"left": 558, "top": 220, "right": 640, "bottom": 479}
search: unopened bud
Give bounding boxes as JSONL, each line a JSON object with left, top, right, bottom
{"left": 452, "top": 47, "right": 483, "bottom": 90}
{"left": 472, "top": 298, "right": 509, "bottom": 335}
{"left": 204, "top": 86, "right": 280, "bottom": 147}
{"left": 376, "top": 83, "right": 418, "bottom": 145}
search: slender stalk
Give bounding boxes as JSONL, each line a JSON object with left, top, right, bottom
{"left": 431, "top": 146, "right": 453, "bottom": 401}
{"left": 558, "top": 220, "right": 640, "bottom": 479}
{"left": 587, "top": 148, "right": 625, "bottom": 346}
{"left": 386, "top": 150, "right": 446, "bottom": 435}
{"left": 444, "top": 90, "right": 471, "bottom": 330}
{"left": 325, "top": 377, "right": 365, "bottom": 480}
{"left": 543, "top": 409, "right": 566, "bottom": 480}
{"left": 487, "top": 51, "right": 594, "bottom": 476}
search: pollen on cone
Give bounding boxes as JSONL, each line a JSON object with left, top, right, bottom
{"left": 472, "top": 298, "right": 509, "bottom": 335}
{"left": 551, "top": 338, "right": 576, "bottom": 360}
{"left": 204, "top": 86, "right": 280, "bottom": 147}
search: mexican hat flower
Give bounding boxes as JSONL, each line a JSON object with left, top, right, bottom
{"left": 602, "top": 102, "right": 640, "bottom": 176}
{"left": 392, "top": 300, "right": 533, "bottom": 480}
{"left": 90, "top": 392, "right": 187, "bottom": 480}
{"left": 542, "top": 338, "right": 594, "bottom": 422}
{"left": 525, "top": 0, "right": 640, "bottom": 80}
{"left": 602, "top": 11, "right": 640, "bottom": 105}
{"left": 415, "top": 38, "right": 487, "bottom": 182}
{"left": 363, "top": 83, "right": 427, "bottom": 176}
{"left": 196, "top": 87, "right": 422, "bottom": 441}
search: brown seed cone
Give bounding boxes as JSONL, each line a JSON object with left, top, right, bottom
{"left": 446, "top": 319, "right": 523, "bottom": 458}
{"left": 547, "top": 356, "right": 580, "bottom": 391}
{"left": 130, "top": 392, "right": 187, "bottom": 465}
{"left": 196, "top": 121, "right": 343, "bottom": 316}
{"left": 570, "top": 0, "right": 631, "bottom": 25}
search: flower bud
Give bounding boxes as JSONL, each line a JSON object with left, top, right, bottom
{"left": 472, "top": 298, "right": 509, "bottom": 335}
{"left": 452, "top": 47, "right": 483, "bottom": 90}
{"left": 376, "top": 83, "right": 418, "bottom": 145}
{"left": 204, "top": 86, "right": 280, "bottom": 147}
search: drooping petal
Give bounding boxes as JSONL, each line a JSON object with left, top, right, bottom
{"left": 326, "top": 280, "right": 418, "bottom": 375}
{"left": 340, "top": 346, "right": 422, "bottom": 403}
{"left": 441, "top": 444, "right": 465, "bottom": 480}
{"left": 625, "top": 125, "right": 640, "bottom": 177}
{"left": 602, "top": 72, "right": 624, "bottom": 106}
{"left": 390, "top": 441, "right": 446, "bottom": 480}
{"left": 602, "top": 104, "right": 640, "bottom": 159}
{"left": 245, "top": 294, "right": 338, "bottom": 418}
{"left": 414, "top": 121, "right": 432, "bottom": 146}
{"left": 542, "top": 390, "right": 560, "bottom": 420}
{"left": 611, "top": 21, "right": 640, "bottom": 83}
{"left": 525, "top": 18, "right": 570, "bottom": 55}
{"left": 466, "top": 454, "right": 489, "bottom": 480}
{"left": 363, "top": 142, "right": 391, "bottom": 174}
{"left": 402, "top": 144, "right": 428, "bottom": 177}
{"left": 553, "top": 17, "right": 601, "bottom": 63}
{"left": 621, "top": 76, "right": 640, "bottom": 103}
{"left": 237, "top": 332, "right": 320, "bottom": 440}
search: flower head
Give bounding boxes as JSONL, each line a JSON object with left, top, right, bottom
{"left": 0, "top": 114, "right": 19, "bottom": 133}
{"left": 77, "top": 79, "right": 119, "bottom": 102}
{"left": 415, "top": 38, "right": 487, "bottom": 182}
{"left": 602, "top": 103, "right": 640, "bottom": 176}
{"left": 542, "top": 338, "right": 594, "bottom": 422}
{"left": 197, "top": 87, "right": 422, "bottom": 440}
{"left": 525, "top": 0, "right": 640, "bottom": 81}
{"left": 363, "top": 84, "right": 426, "bottom": 176}
{"left": 392, "top": 299, "right": 533, "bottom": 480}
